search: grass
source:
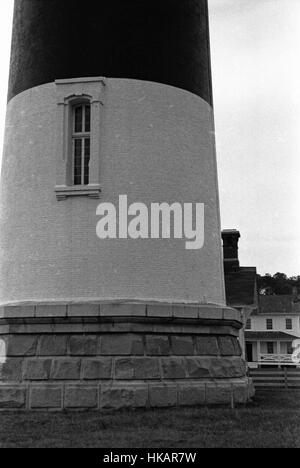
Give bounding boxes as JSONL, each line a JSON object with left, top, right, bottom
{"left": 0, "top": 389, "right": 300, "bottom": 448}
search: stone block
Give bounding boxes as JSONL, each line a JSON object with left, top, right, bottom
{"left": 9, "top": 323, "right": 53, "bottom": 334}
{"left": 161, "top": 357, "right": 187, "bottom": 379}
{"left": 23, "top": 359, "right": 52, "bottom": 380}
{"left": 206, "top": 383, "right": 232, "bottom": 405}
{"left": 0, "top": 387, "right": 26, "bottom": 409}
{"left": 38, "top": 335, "right": 68, "bottom": 356}
{"left": 51, "top": 359, "right": 81, "bottom": 380}
{"left": 198, "top": 306, "right": 223, "bottom": 320}
{"left": 68, "top": 304, "right": 100, "bottom": 317}
{"left": 7, "top": 335, "right": 38, "bottom": 356}
{"left": 209, "top": 357, "right": 246, "bottom": 379}
{"left": 0, "top": 358, "right": 23, "bottom": 381}
{"left": 115, "top": 357, "right": 160, "bottom": 380}
{"left": 232, "top": 338, "right": 242, "bottom": 356}
{"left": 65, "top": 386, "right": 98, "bottom": 408}
{"left": 0, "top": 325, "right": 9, "bottom": 334}
{"left": 172, "top": 306, "right": 198, "bottom": 319}
{"left": 82, "top": 358, "right": 112, "bottom": 380}
{"left": 178, "top": 384, "right": 206, "bottom": 406}
{"left": 30, "top": 386, "right": 62, "bottom": 409}
{"left": 233, "top": 382, "right": 248, "bottom": 404}
{"left": 147, "top": 305, "right": 172, "bottom": 318}
{"left": 101, "top": 334, "right": 144, "bottom": 355}
{"left": 100, "top": 385, "right": 148, "bottom": 409}
{"left": 171, "top": 336, "right": 194, "bottom": 355}
{"left": 1, "top": 306, "right": 35, "bottom": 318}
{"left": 195, "top": 336, "right": 219, "bottom": 356}
{"left": 146, "top": 335, "right": 170, "bottom": 355}
{"left": 185, "top": 357, "right": 210, "bottom": 379}
{"left": 247, "top": 378, "right": 255, "bottom": 399}
{"left": 218, "top": 336, "right": 236, "bottom": 356}
{"left": 36, "top": 305, "right": 67, "bottom": 318}
{"left": 222, "top": 308, "right": 242, "bottom": 323}
{"left": 69, "top": 335, "right": 99, "bottom": 356}
{"left": 149, "top": 385, "right": 177, "bottom": 407}
{"left": 100, "top": 303, "right": 146, "bottom": 317}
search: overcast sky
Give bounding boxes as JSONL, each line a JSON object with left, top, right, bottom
{"left": 0, "top": 0, "right": 299, "bottom": 277}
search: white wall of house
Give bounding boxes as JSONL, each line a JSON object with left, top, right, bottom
{"left": 247, "top": 315, "right": 300, "bottom": 337}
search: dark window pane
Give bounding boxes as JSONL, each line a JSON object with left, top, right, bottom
{"left": 85, "top": 105, "right": 91, "bottom": 132}
{"left": 74, "top": 138, "right": 82, "bottom": 185}
{"left": 84, "top": 138, "right": 90, "bottom": 185}
{"left": 74, "top": 139, "right": 82, "bottom": 157}
{"left": 74, "top": 106, "right": 83, "bottom": 133}
{"left": 84, "top": 138, "right": 90, "bottom": 157}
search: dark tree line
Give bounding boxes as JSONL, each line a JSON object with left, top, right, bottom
{"left": 257, "top": 272, "right": 300, "bottom": 295}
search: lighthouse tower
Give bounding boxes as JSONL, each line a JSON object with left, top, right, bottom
{"left": 0, "top": 0, "right": 253, "bottom": 410}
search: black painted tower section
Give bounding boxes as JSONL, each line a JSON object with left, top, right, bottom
{"left": 8, "top": 0, "right": 213, "bottom": 105}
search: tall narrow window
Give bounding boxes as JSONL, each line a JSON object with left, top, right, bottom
{"left": 266, "top": 319, "right": 273, "bottom": 330}
{"left": 286, "top": 318, "right": 292, "bottom": 330}
{"left": 72, "top": 103, "right": 91, "bottom": 186}
{"left": 245, "top": 319, "right": 251, "bottom": 330}
{"left": 267, "top": 342, "right": 274, "bottom": 354}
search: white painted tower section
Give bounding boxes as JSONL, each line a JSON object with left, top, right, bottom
{"left": 0, "top": 78, "right": 225, "bottom": 306}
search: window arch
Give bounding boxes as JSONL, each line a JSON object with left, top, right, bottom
{"left": 55, "top": 77, "right": 105, "bottom": 200}
{"left": 72, "top": 102, "right": 91, "bottom": 186}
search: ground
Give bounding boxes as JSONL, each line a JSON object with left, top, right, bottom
{"left": 0, "top": 389, "right": 299, "bottom": 448}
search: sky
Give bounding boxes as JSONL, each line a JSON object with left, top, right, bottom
{"left": 0, "top": 0, "right": 299, "bottom": 277}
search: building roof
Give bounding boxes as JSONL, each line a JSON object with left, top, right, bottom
{"left": 224, "top": 266, "right": 257, "bottom": 307}
{"left": 245, "top": 331, "right": 299, "bottom": 340}
{"left": 255, "top": 295, "right": 300, "bottom": 315}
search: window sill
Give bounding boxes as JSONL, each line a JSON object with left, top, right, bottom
{"left": 55, "top": 185, "right": 102, "bottom": 201}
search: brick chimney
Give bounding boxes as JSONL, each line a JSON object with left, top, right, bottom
{"left": 221, "top": 229, "right": 240, "bottom": 271}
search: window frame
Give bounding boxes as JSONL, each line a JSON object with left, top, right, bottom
{"left": 245, "top": 318, "right": 251, "bottom": 330}
{"left": 266, "top": 342, "right": 274, "bottom": 354}
{"left": 285, "top": 318, "right": 293, "bottom": 330}
{"left": 54, "top": 77, "right": 105, "bottom": 201}
{"left": 266, "top": 318, "right": 273, "bottom": 330}
{"left": 72, "top": 102, "right": 91, "bottom": 186}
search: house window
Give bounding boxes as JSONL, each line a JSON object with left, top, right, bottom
{"left": 245, "top": 319, "right": 251, "bottom": 330}
{"left": 266, "top": 319, "right": 273, "bottom": 330}
{"left": 267, "top": 342, "right": 274, "bottom": 354}
{"left": 287, "top": 342, "right": 293, "bottom": 355}
{"left": 286, "top": 318, "right": 292, "bottom": 330}
{"left": 72, "top": 103, "right": 91, "bottom": 186}
{"left": 54, "top": 77, "right": 105, "bottom": 200}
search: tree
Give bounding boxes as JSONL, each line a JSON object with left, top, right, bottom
{"left": 257, "top": 272, "right": 299, "bottom": 295}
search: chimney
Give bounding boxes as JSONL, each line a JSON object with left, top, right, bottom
{"left": 221, "top": 229, "right": 241, "bottom": 271}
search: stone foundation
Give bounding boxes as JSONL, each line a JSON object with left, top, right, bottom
{"left": 0, "top": 302, "right": 254, "bottom": 410}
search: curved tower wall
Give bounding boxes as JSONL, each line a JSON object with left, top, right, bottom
{"left": 0, "top": 78, "right": 224, "bottom": 305}
{"left": 0, "top": 0, "right": 254, "bottom": 410}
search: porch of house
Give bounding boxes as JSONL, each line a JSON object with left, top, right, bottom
{"left": 245, "top": 331, "right": 299, "bottom": 369}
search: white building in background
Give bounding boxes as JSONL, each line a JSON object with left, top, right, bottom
{"left": 245, "top": 295, "right": 300, "bottom": 368}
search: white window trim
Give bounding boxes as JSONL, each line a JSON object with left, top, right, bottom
{"left": 55, "top": 77, "right": 105, "bottom": 200}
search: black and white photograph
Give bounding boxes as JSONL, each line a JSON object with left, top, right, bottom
{"left": 0, "top": 0, "right": 299, "bottom": 451}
